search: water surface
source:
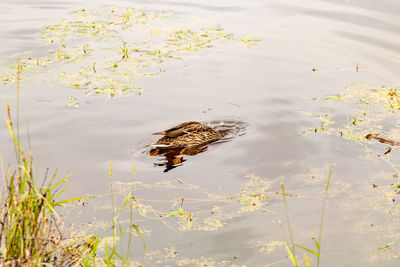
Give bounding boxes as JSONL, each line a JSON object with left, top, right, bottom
{"left": 1, "top": 0, "right": 400, "bottom": 266}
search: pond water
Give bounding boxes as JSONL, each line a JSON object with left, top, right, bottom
{"left": 1, "top": 0, "right": 400, "bottom": 266}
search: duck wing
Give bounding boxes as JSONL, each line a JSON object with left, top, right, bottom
{"left": 182, "top": 123, "right": 215, "bottom": 134}
{"left": 152, "top": 121, "right": 200, "bottom": 137}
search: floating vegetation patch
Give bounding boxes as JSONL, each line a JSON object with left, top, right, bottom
{"left": 302, "top": 84, "right": 400, "bottom": 152}
{"left": 94, "top": 173, "right": 277, "bottom": 235}
{"left": 87, "top": 170, "right": 298, "bottom": 265}
{"left": 0, "top": 7, "right": 260, "bottom": 103}
{"left": 304, "top": 165, "right": 400, "bottom": 264}
{"left": 301, "top": 84, "right": 400, "bottom": 264}
{"left": 301, "top": 83, "right": 400, "bottom": 193}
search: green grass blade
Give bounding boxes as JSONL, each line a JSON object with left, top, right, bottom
{"left": 281, "top": 183, "right": 296, "bottom": 259}
{"left": 53, "top": 195, "right": 97, "bottom": 206}
{"left": 132, "top": 163, "right": 136, "bottom": 181}
{"left": 313, "top": 238, "right": 320, "bottom": 250}
{"left": 53, "top": 184, "right": 70, "bottom": 199}
{"left": 317, "top": 165, "right": 333, "bottom": 267}
{"left": 50, "top": 174, "right": 71, "bottom": 190}
{"left": 118, "top": 193, "right": 131, "bottom": 213}
{"left": 294, "top": 244, "right": 321, "bottom": 256}
{"left": 132, "top": 224, "right": 146, "bottom": 250}
{"left": 284, "top": 244, "right": 298, "bottom": 266}
{"left": 304, "top": 254, "right": 311, "bottom": 267}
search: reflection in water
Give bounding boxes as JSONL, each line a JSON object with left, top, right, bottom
{"left": 150, "top": 120, "right": 247, "bottom": 172}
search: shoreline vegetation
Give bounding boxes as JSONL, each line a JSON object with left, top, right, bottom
{"left": 0, "top": 58, "right": 143, "bottom": 266}
{"left": 1, "top": 58, "right": 96, "bottom": 265}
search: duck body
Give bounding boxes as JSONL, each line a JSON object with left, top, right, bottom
{"left": 152, "top": 121, "right": 226, "bottom": 149}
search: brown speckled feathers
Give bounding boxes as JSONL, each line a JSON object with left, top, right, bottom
{"left": 152, "top": 121, "right": 226, "bottom": 148}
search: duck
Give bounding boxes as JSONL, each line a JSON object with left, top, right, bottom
{"left": 152, "top": 121, "right": 227, "bottom": 149}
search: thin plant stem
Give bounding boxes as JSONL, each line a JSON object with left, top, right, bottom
{"left": 317, "top": 165, "right": 333, "bottom": 267}
{"left": 16, "top": 57, "right": 21, "bottom": 170}
{"left": 281, "top": 183, "right": 298, "bottom": 266}
{"left": 126, "top": 163, "right": 136, "bottom": 263}
{"left": 26, "top": 120, "right": 32, "bottom": 154}
{"left": 109, "top": 161, "right": 116, "bottom": 251}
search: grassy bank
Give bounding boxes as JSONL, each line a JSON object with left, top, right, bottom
{"left": 0, "top": 102, "right": 97, "bottom": 265}
{"left": 0, "top": 58, "right": 142, "bottom": 266}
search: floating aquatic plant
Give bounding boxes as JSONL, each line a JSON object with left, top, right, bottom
{"left": 89, "top": 169, "right": 294, "bottom": 265}
{"left": 0, "top": 7, "right": 260, "bottom": 104}
{"left": 302, "top": 83, "right": 400, "bottom": 183}
{"left": 92, "top": 171, "right": 277, "bottom": 238}
{"left": 302, "top": 84, "right": 400, "bottom": 143}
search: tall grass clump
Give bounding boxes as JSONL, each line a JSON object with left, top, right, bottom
{"left": 101, "top": 161, "right": 145, "bottom": 266}
{"left": 0, "top": 104, "right": 96, "bottom": 265}
{"left": 0, "top": 58, "right": 96, "bottom": 266}
{"left": 280, "top": 165, "right": 333, "bottom": 267}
